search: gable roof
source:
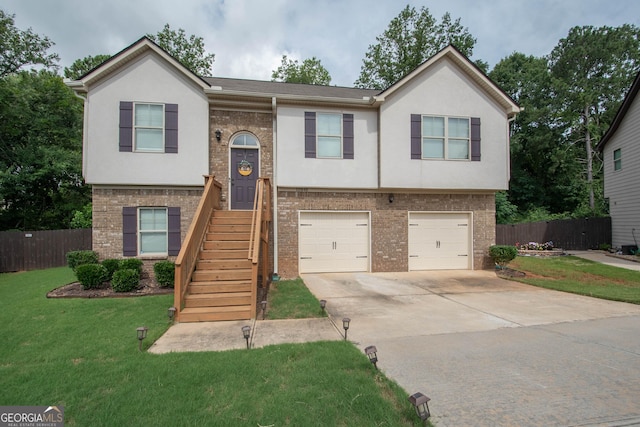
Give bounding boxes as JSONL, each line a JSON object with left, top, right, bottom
{"left": 596, "top": 69, "right": 640, "bottom": 152}
{"left": 65, "top": 36, "right": 210, "bottom": 92}
{"left": 377, "top": 45, "right": 521, "bottom": 116}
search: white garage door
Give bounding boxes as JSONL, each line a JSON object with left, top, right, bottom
{"left": 299, "top": 211, "right": 370, "bottom": 273}
{"left": 408, "top": 212, "right": 471, "bottom": 270}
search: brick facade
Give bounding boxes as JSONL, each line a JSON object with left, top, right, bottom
{"left": 209, "top": 109, "right": 273, "bottom": 210}
{"left": 92, "top": 186, "right": 203, "bottom": 263}
{"left": 276, "top": 190, "right": 496, "bottom": 278}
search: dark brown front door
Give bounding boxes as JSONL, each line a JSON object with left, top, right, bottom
{"left": 231, "top": 148, "right": 259, "bottom": 210}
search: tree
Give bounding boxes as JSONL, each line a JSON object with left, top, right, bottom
{"left": 147, "top": 24, "right": 214, "bottom": 76}
{"left": 64, "top": 54, "right": 111, "bottom": 80}
{"left": 271, "top": 55, "right": 331, "bottom": 85}
{"left": 0, "top": 70, "right": 89, "bottom": 230}
{"left": 0, "top": 9, "right": 59, "bottom": 77}
{"left": 354, "top": 6, "right": 476, "bottom": 89}
{"left": 548, "top": 25, "right": 640, "bottom": 212}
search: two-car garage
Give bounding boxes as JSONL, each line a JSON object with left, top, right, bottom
{"left": 297, "top": 211, "right": 472, "bottom": 273}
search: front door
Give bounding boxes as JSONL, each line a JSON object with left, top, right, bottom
{"left": 231, "top": 147, "right": 259, "bottom": 210}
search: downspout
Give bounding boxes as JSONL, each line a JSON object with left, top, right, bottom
{"left": 72, "top": 90, "right": 89, "bottom": 180}
{"left": 506, "top": 114, "right": 517, "bottom": 184}
{"left": 271, "top": 96, "right": 279, "bottom": 277}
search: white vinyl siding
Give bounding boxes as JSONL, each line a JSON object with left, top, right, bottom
{"left": 408, "top": 212, "right": 471, "bottom": 270}
{"left": 299, "top": 211, "right": 370, "bottom": 273}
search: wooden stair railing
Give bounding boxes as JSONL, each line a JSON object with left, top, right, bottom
{"left": 174, "top": 176, "right": 221, "bottom": 321}
{"left": 248, "top": 178, "right": 272, "bottom": 318}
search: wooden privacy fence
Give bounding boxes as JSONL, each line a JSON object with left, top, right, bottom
{"left": 0, "top": 229, "right": 92, "bottom": 273}
{"left": 496, "top": 217, "right": 611, "bottom": 250}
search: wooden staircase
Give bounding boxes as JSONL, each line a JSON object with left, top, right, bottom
{"left": 178, "top": 210, "right": 254, "bottom": 322}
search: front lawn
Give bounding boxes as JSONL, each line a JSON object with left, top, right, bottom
{"left": 0, "top": 268, "right": 421, "bottom": 426}
{"left": 266, "top": 277, "right": 327, "bottom": 319}
{"left": 509, "top": 255, "right": 640, "bottom": 304}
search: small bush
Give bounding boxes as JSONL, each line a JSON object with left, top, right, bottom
{"left": 111, "top": 269, "right": 140, "bottom": 293}
{"left": 598, "top": 243, "right": 612, "bottom": 251}
{"left": 101, "top": 259, "right": 121, "bottom": 280}
{"left": 153, "top": 261, "right": 175, "bottom": 288}
{"left": 66, "top": 250, "right": 99, "bottom": 270}
{"left": 120, "top": 258, "right": 143, "bottom": 275}
{"left": 489, "top": 245, "right": 518, "bottom": 269}
{"left": 75, "top": 264, "right": 108, "bottom": 290}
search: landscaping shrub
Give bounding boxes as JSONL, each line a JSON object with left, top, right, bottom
{"left": 489, "top": 245, "right": 518, "bottom": 269}
{"left": 101, "top": 259, "right": 121, "bottom": 280}
{"left": 75, "top": 264, "right": 108, "bottom": 290}
{"left": 111, "top": 269, "right": 139, "bottom": 292}
{"left": 120, "top": 258, "right": 143, "bottom": 275}
{"left": 153, "top": 261, "right": 175, "bottom": 288}
{"left": 66, "top": 250, "right": 99, "bottom": 271}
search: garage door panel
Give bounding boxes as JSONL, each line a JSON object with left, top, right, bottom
{"left": 409, "top": 213, "right": 470, "bottom": 270}
{"left": 299, "top": 212, "right": 370, "bottom": 273}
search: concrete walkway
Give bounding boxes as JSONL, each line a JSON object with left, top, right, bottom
{"left": 569, "top": 250, "right": 640, "bottom": 271}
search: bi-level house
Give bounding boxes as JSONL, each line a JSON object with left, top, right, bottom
{"left": 67, "top": 37, "right": 520, "bottom": 322}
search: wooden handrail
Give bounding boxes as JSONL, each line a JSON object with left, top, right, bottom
{"left": 248, "top": 178, "right": 272, "bottom": 318}
{"left": 174, "top": 176, "right": 221, "bottom": 320}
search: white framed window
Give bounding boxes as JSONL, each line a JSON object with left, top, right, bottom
{"left": 614, "top": 148, "right": 622, "bottom": 171}
{"left": 230, "top": 133, "right": 259, "bottom": 148}
{"left": 421, "top": 116, "right": 470, "bottom": 160}
{"left": 134, "top": 103, "right": 164, "bottom": 152}
{"left": 317, "top": 113, "right": 342, "bottom": 158}
{"left": 138, "top": 208, "right": 168, "bottom": 255}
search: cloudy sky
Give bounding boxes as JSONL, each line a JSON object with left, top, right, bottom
{"left": 2, "top": 0, "right": 640, "bottom": 86}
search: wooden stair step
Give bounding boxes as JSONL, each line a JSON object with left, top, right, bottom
{"left": 196, "top": 259, "right": 252, "bottom": 270}
{"left": 179, "top": 306, "right": 252, "bottom": 322}
{"left": 189, "top": 281, "right": 252, "bottom": 293}
{"left": 206, "top": 232, "right": 251, "bottom": 241}
{"left": 202, "top": 240, "right": 249, "bottom": 251}
{"left": 200, "top": 249, "right": 248, "bottom": 260}
{"left": 192, "top": 269, "right": 252, "bottom": 282}
{"left": 184, "top": 292, "right": 252, "bottom": 308}
{"left": 209, "top": 224, "right": 253, "bottom": 233}
{"left": 213, "top": 210, "right": 253, "bottom": 219}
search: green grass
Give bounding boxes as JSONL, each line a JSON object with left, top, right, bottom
{"left": 0, "top": 268, "right": 422, "bottom": 426}
{"left": 509, "top": 255, "right": 640, "bottom": 304}
{"left": 266, "top": 277, "right": 327, "bottom": 319}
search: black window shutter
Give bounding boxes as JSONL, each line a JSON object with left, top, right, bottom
{"left": 343, "top": 114, "right": 354, "bottom": 159}
{"left": 305, "top": 112, "right": 316, "bottom": 158}
{"left": 165, "top": 104, "right": 178, "bottom": 153}
{"left": 167, "top": 207, "right": 181, "bottom": 256}
{"left": 119, "top": 102, "right": 133, "bottom": 152}
{"left": 471, "top": 117, "right": 481, "bottom": 161}
{"left": 410, "top": 114, "right": 422, "bottom": 159}
{"left": 122, "top": 207, "right": 137, "bottom": 256}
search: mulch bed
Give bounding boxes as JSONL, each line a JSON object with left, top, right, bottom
{"left": 47, "top": 277, "right": 173, "bottom": 298}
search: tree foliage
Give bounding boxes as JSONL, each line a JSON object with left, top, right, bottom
{"left": 548, "top": 25, "right": 640, "bottom": 212}
{"left": 0, "top": 9, "right": 59, "bottom": 77}
{"left": 271, "top": 55, "right": 331, "bottom": 85}
{"left": 64, "top": 54, "right": 111, "bottom": 80}
{"left": 0, "top": 71, "right": 89, "bottom": 230}
{"left": 354, "top": 6, "right": 475, "bottom": 89}
{"left": 147, "top": 24, "right": 215, "bottom": 76}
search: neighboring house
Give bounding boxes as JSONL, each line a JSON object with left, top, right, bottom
{"left": 67, "top": 37, "right": 520, "bottom": 280}
{"left": 597, "top": 70, "right": 640, "bottom": 252}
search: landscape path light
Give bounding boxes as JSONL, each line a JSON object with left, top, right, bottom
{"left": 261, "top": 300, "right": 267, "bottom": 320}
{"left": 136, "top": 326, "right": 148, "bottom": 351}
{"left": 319, "top": 299, "right": 326, "bottom": 312}
{"left": 364, "top": 345, "right": 378, "bottom": 369}
{"left": 242, "top": 325, "right": 251, "bottom": 349}
{"left": 167, "top": 306, "right": 176, "bottom": 321}
{"left": 342, "top": 317, "right": 351, "bottom": 341}
{"left": 408, "top": 392, "right": 431, "bottom": 422}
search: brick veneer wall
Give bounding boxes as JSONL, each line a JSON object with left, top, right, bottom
{"left": 209, "top": 109, "right": 273, "bottom": 210}
{"left": 276, "top": 190, "right": 496, "bottom": 278}
{"left": 92, "top": 186, "right": 203, "bottom": 263}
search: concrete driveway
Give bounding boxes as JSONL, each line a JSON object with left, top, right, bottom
{"left": 302, "top": 271, "right": 640, "bottom": 426}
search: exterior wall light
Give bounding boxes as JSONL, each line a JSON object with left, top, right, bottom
{"left": 136, "top": 326, "right": 148, "bottom": 351}
{"left": 242, "top": 325, "right": 251, "bottom": 349}
{"left": 408, "top": 392, "right": 431, "bottom": 422}
{"left": 215, "top": 129, "right": 222, "bottom": 141}
{"left": 364, "top": 345, "right": 378, "bottom": 369}
{"left": 342, "top": 317, "right": 351, "bottom": 340}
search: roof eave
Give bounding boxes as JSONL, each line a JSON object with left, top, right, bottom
{"left": 205, "top": 88, "right": 376, "bottom": 105}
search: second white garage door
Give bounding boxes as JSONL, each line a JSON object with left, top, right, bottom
{"left": 299, "top": 211, "right": 370, "bottom": 273}
{"left": 408, "top": 212, "right": 471, "bottom": 270}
